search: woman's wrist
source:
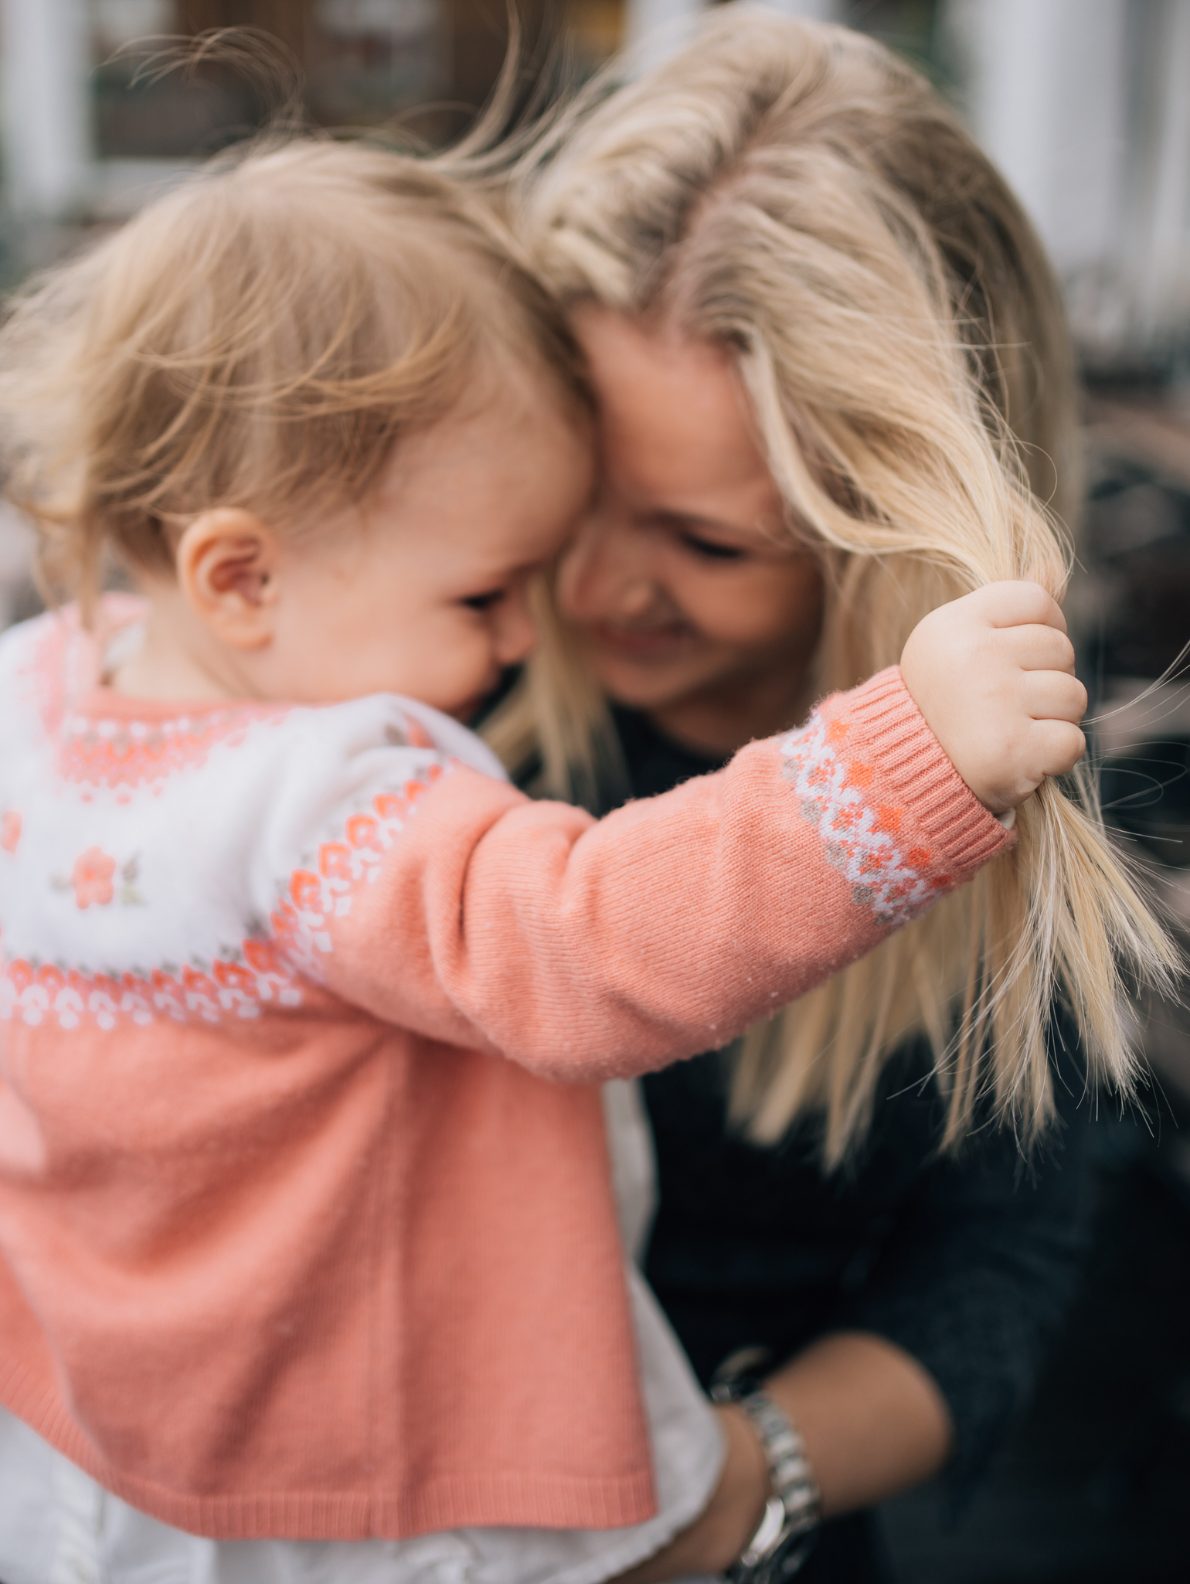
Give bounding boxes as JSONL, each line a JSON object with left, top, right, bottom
{"left": 606, "top": 1403, "right": 770, "bottom": 1584}
{"left": 705, "top": 1402, "right": 774, "bottom": 1572}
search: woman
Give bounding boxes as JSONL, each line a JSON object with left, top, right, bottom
{"left": 489, "top": 9, "right": 1173, "bottom": 1580}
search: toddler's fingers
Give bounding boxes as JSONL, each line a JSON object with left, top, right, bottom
{"left": 1003, "top": 624, "right": 1078, "bottom": 674}
{"left": 1029, "top": 717, "right": 1087, "bottom": 778}
{"left": 1021, "top": 670, "right": 1088, "bottom": 724}
{"left": 973, "top": 580, "right": 1067, "bottom": 633}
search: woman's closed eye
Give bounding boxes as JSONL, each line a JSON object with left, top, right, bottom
{"left": 676, "top": 530, "right": 748, "bottom": 562}
{"left": 641, "top": 508, "right": 752, "bottom": 562}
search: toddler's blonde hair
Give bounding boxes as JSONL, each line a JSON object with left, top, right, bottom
{"left": 494, "top": 6, "right": 1179, "bottom": 1160}
{"left": 0, "top": 134, "right": 589, "bottom": 615}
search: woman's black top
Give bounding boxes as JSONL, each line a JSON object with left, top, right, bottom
{"left": 594, "top": 707, "right": 1093, "bottom": 1580}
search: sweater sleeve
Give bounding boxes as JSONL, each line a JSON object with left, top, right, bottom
{"left": 261, "top": 668, "right": 1014, "bottom": 1079}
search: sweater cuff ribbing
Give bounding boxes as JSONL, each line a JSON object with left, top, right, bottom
{"left": 822, "top": 665, "right": 1015, "bottom": 881}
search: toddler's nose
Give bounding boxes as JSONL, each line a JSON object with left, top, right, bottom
{"left": 492, "top": 590, "right": 537, "bottom": 667}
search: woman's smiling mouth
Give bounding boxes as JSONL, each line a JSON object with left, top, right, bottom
{"left": 589, "top": 621, "right": 698, "bottom": 662}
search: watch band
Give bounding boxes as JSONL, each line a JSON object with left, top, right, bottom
{"left": 728, "top": 1390, "right": 820, "bottom": 1581}
{"left": 711, "top": 1353, "right": 822, "bottom": 1584}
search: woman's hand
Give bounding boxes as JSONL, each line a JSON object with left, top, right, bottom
{"left": 610, "top": 1328, "right": 955, "bottom": 1582}
{"left": 608, "top": 1403, "right": 769, "bottom": 1583}
{"left": 900, "top": 580, "right": 1088, "bottom": 814}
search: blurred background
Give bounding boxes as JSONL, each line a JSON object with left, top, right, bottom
{"left": 0, "top": 3, "right": 1186, "bottom": 1580}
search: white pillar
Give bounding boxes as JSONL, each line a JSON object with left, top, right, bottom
{"left": 1129, "top": 0, "right": 1190, "bottom": 348}
{"left": 758, "top": 0, "right": 838, "bottom": 16}
{"left": 624, "top": 0, "right": 708, "bottom": 70}
{"left": 1, "top": 0, "right": 92, "bottom": 218}
{"left": 950, "top": 0, "right": 1189, "bottom": 359}
{"left": 950, "top": 0, "right": 1129, "bottom": 278}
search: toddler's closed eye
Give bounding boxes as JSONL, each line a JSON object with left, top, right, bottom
{"left": 460, "top": 589, "right": 504, "bottom": 612}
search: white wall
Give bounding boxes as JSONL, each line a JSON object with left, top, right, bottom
{"left": 625, "top": 0, "right": 838, "bottom": 67}
{"left": 0, "top": 0, "right": 91, "bottom": 218}
{"left": 951, "top": 0, "right": 1190, "bottom": 361}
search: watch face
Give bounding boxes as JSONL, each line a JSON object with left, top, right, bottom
{"left": 772, "top": 1531, "right": 817, "bottom": 1581}
{"left": 732, "top": 1528, "right": 817, "bottom": 1584}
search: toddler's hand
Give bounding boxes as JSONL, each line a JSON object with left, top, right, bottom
{"left": 900, "top": 580, "right": 1087, "bottom": 815}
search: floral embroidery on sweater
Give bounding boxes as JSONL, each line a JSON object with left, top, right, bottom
{"left": 270, "top": 763, "right": 449, "bottom": 979}
{"left": 0, "top": 764, "right": 448, "bottom": 1032}
{"left": 780, "top": 708, "right": 940, "bottom": 925}
{"left": 0, "top": 604, "right": 453, "bottom": 1033}
{"left": 51, "top": 848, "right": 144, "bottom": 910}
{"left": 18, "top": 607, "right": 292, "bottom": 796}
{"left": 69, "top": 847, "right": 117, "bottom": 909}
{"left": 0, "top": 939, "right": 300, "bottom": 1032}
{"left": 57, "top": 710, "right": 291, "bottom": 797}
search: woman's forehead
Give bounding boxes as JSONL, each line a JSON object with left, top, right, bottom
{"left": 574, "top": 306, "right": 779, "bottom": 517}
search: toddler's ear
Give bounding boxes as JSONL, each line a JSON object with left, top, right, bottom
{"left": 176, "top": 509, "right": 279, "bottom": 650}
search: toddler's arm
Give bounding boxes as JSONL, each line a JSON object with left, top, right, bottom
{"left": 263, "top": 581, "right": 1078, "bottom": 1078}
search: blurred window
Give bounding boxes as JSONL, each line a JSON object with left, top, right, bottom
{"left": 89, "top": 0, "right": 448, "bottom": 160}
{"left": 86, "top": 0, "right": 625, "bottom": 166}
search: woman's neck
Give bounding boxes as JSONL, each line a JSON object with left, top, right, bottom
{"left": 646, "top": 669, "right": 818, "bottom": 757}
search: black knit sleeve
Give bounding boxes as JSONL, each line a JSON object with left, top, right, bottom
{"left": 836, "top": 1015, "right": 1094, "bottom": 1505}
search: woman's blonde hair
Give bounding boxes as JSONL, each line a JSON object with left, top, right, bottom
{"left": 0, "top": 132, "right": 588, "bottom": 615}
{"left": 493, "top": 5, "right": 1178, "bottom": 1161}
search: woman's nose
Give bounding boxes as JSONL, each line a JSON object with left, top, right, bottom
{"left": 559, "top": 511, "right": 656, "bottom": 623}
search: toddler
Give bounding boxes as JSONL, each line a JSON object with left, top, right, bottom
{"left": 0, "top": 135, "right": 1084, "bottom": 1583}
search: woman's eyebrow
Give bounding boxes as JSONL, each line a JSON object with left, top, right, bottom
{"left": 648, "top": 506, "right": 756, "bottom": 541}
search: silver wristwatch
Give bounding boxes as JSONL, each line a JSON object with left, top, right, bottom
{"left": 711, "top": 1352, "right": 822, "bottom": 1583}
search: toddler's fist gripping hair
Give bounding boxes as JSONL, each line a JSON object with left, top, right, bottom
{"left": 901, "top": 580, "right": 1088, "bottom": 815}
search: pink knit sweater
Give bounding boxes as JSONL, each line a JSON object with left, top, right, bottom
{"left": 0, "top": 606, "right": 1012, "bottom": 1540}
